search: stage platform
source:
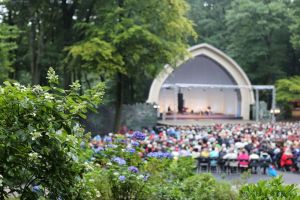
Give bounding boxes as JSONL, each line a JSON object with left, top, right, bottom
{"left": 158, "top": 119, "right": 256, "bottom": 126}
{"left": 164, "top": 113, "right": 241, "bottom": 120}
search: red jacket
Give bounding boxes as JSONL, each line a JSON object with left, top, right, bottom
{"left": 280, "top": 154, "right": 293, "bottom": 167}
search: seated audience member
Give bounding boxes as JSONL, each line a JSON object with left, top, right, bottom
{"left": 249, "top": 150, "right": 260, "bottom": 174}
{"left": 191, "top": 148, "right": 200, "bottom": 158}
{"left": 209, "top": 147, "right": 219, "bottom": 158}
{"left": 280, "top": 148, "right": 294, "bottom": 171}
{"left": 180, "top": 146, "right": 191, "bottom": 157}
{"left": 90, "top": 121, "right": 300, "bottom": 174}
{"left": 238, "top": 149, "right": 250, "bottom": 170}
{"left": 218, "top": 146, "right": 227, "bottom": 158}
{"left": 223, "top": 149, "right": 238, "bottom": 170}
{"left": 223, "top": 149, "right": 237, "bottom": 160}
{"left": 209, "top": 147, "right": 219, "bottom": 166}
{"left": 250, "top": 150, "right": 260, "bottom": 160}
{"left": 200, "top": 148, "right": 209, "bottom": 158}
{"left": 217, "top": 146, "right": 227, "bottom": 171}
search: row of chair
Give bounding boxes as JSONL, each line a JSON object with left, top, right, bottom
{"left": 196, "top": 157, "right": 271, "bottom": 174}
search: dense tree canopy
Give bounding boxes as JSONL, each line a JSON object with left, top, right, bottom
{"left": 290, "top": 0, "right": 300, "bottom": 52}
{"left": 1, "top": 0, "right": 300, "bottom": 126}
{"left": 225, "top": 0, "right": 292, "bottom": 84}
{"left": 188, "top": 0, "right": 232, "bottom": 49}
{"left": 2, "top": 0, "right": 300, "bottom": 86}
{"left": 67, "top": 0, "right": 196, "bottom": 130}
{"left": 276, "top": 76, "right": 300, "bottom": 102}
{"left": 188, "top": 0, "right": 300, "bottom": 84}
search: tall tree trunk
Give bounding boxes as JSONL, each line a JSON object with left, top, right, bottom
{"left": 35, "top": 21, "right": 44, "bottom": 84}
{"left": 129, "top": 77, "right": 134, "bottom": 104}
{"left": 29, "top": 13, "right": 43, "bottom": 85}
{"left": 7, "top": 9, "right": 16, "bottom": 80}
{"left": 85, "top": 73, "right": 91, "bottom": 89}
{"left": 264, "top": 33, "right": 273, "bottom": 84}
{"left": 29, "top": 18, "right": 36, "bottom": 84}
{"left": 29, "top": 16, "right": 38, "bottom": 84}
{"left": 61, "top": 0, "right": 77, "bottom": 89}
{"left": 113, "top": 72, "right": 124, "bottom": 132}
{"left": 77, "top": 65, "right": 83, "bottom": 94}
{"left": 113, "top": 0, "right": 125, "bottom": 132}
{"left": 291, "top": 48, "right": 299, "bottom": 75}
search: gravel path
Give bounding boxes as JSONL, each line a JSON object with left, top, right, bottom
{"left": 213, "top": 171, "right": 300, "bottom": 186}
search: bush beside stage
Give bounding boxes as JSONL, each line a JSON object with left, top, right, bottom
{"left": 83, "top": 103, "right": 157, "bottom": 135}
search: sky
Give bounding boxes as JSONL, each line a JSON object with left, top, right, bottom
{"left": 0, "top": 4, "right": 7, "bottom": 22}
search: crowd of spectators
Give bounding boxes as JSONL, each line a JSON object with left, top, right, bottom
{"left": 90, "top": 122, "right": 300, "bottom": 174}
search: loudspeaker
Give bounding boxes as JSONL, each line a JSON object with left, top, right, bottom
{"left": 178, "top": 92, "right": 184, "bottom": 113}
{"left": 267, "top": 95, "right": 272, "bottom": 110}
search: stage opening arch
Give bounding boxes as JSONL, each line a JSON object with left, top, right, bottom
{"left": 147, "top": 43, "right": 255, "bottom": 120}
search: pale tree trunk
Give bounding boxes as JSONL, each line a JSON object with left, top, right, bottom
{"left": 35, "top": 21, "right": 44, "bottom": 84}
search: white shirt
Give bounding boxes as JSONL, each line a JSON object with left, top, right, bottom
{"left": 223, "top": 152, "right": 237, "bottom": 159}
{"left": 250, "top": 154, "right": 259, "bottom": 160}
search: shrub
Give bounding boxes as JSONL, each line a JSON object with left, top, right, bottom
{"left": 79, "top": 166, "right": 112, "bottom": 200}
{"left": 91, "top": 135, "right": 153, "bottom": 200}
{"left": 149, "top": 181, "right": 185, "bottom": 200}
{"left": 169, "top": 156, "right": 196, "bottom": 181}
{"left": 239, "top": 176, "right": 300, "bottom": 200}
{"left": 143, "top": 158, "right": 183, "bottom": 200}
{"left": 0, "top": 68, "right": 104, "bottom": 199}
{"left": 182, "top": 173, "right": 237, "bottom": 200}
{"left": 144, "top": 158, "right": 236, "bottom": 200}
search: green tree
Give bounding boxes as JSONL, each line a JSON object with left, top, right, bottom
{"left": 276, "top": 76, "right": 300, "bottom": 102}
{"left": 290, "top": 0, "right": 300, "bottom": 52}
{"left": 290, "top": 0, "right": 300, "bottom": 76}
{"left": 225, "top": 0, "right": 293, "bottom": 84}
{"left": 1, "top": 0, "right": 100, "bottom": 86}
{"left": 0, "top": 24, "right": 18, "bottom": 82}
{"left": 187, "top": 0, "right": 232, "bottom": 49}
{"left": 68, "top": 0, "right": 196, "bottom": 131}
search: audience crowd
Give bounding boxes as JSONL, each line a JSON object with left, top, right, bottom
{"left": 90, "top": 122, "right": 300, "bottom": 174}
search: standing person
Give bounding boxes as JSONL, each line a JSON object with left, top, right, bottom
{"left": 249, "top": 150, "right": 260, "bottom": 174}
{"left": 260, "top": 150, "right": 272, "bottom": 174}
{"left": 218, "top": 146, "right": 227, "bottom": 172}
